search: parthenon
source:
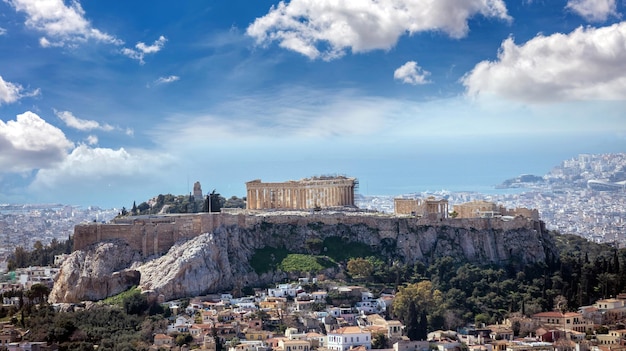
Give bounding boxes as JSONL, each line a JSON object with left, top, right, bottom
{"left": 246, "top": 176, "right": 357, "bottom": 210}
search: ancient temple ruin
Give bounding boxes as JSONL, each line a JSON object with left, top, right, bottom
{"left": 245, "top": 176, "right": 357, "bottom": 210}
{"left": 394, "top": 196, "right": 449, "bottom": 219}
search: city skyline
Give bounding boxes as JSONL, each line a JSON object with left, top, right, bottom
{"left": 1, "top": 0, "right": 625, "bottom": 208}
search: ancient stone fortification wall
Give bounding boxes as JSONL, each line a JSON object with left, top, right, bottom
{"left": 74, "top": 212, "right": 542, "bottom": 258}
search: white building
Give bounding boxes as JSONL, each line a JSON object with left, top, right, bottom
{"left": 327, "top": 326, "right": 371, "bottom": 351}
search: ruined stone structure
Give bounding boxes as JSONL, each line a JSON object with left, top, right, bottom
{"left": 246, "top": 176, "right": 356, "bottom": 210}
{"left": 454, "top": 200, "right": 503, "bottom": 218}
{"left": 193, "top": 181, "right": 203, "bottom": 201}
{"left": 453, "top": 200, "right": 539, "bottom": 220}
{"left": 394, "top": 196, "right": 449, "bottom": 219}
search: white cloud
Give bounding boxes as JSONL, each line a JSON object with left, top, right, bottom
{"left": 29, "top": 144, "right": 174, "bottom": 192}
{"left": 0, "top": 75, "right": 40, "bottom": 106}
{"left": 247, "top": 0, "right": 511, "bottom": 60}
{"left": 566, "top": 0, "right": 619, "bottom": 22}
{"left": 7, "top": 0, "right": 122, "bottom": 47}
{"left": 155, "top": 75, "right": 180, "bottom": 85}
{"left": 0, "top": 27, "right": 6, "bottom": 36}
{"left": 122, "top": 36, "right": 167, "bottom": 64}
{"left": 0, "top": 111, "right": 74, "bottom": 173}
{"left": 54, "top": 110, "right": 114, "bottom": 131}
{"left": 462, "top": 22, "right": 626, "bottom": 102}
{"left": 394, "top": 61, "right": 431, "bottom": 85}
{"left": 86, "top": 135, "right": 98, "bottom": 145}
{"left": 152, "top": 90, "right": 399, "bottom": 144}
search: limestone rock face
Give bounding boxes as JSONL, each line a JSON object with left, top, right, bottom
{"left": 51, "top": 216, "right": 558, "bottom": 303}
{"left": 49, "top": 240, "right": 142, "bottom": 303}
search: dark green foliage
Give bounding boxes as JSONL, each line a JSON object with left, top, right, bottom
{"left": 305, "top": 238, "right": 324, "bottom": 254}
{"left": 123, "top": 291, "right": 149, "bottom": 315}
{"left": 322, "top": 236, "right": 374, "bottom": 261}
{"left": 131, "top": 192, "right": 228, "bottom": 215}
{"left": 137, "top": 202, "right": 150, "bottom": 213}
{"left": 23, "top": 304, "right": 148, "bottom": 350}
{"left": 7, "top": 237, "right": 73, "bottom": 270}
{"left": 406, "top": 301, "right": 419, "bottom": 341}
{"left": 175, "top": 333, "right": 193, "bottom": 346}
{"left": 250, "top": 247, "right": 290, "bottom": 274}
{"left": 372, "top": 333, "right": 389, "bottom": 349}
{"left": 223, "top": 196, "right": 246, "bottom": 208}
{"left": 213, "top": 327, "right": 224, "bottom": 351}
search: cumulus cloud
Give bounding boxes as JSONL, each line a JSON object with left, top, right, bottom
{"left": 155, "top": 75, "right": 180, "bottom": 85}
{"left": 0, "top": 27, "right": 6, "bottom": 36}
{"left": 55, "top": 110, "right": 114, "bottom": 131}
{"left": 122, "top": 36, "right": 167, "bottom": 64}
{"left": 462, "top": 22, "right": 626, "bottom": 102}
{"left": 0, "top": 111, "right": 74, "bottom": 173}
{"left": 0, "top": 75, "right": 40, "bottom": 106}
{"left": 86, "top": 135, "right": 98, "bottom": 145}
{"left": 247, "top": 0, "right": 511, "bottom": 60}
{"left": 566, "top": 0, "right": 619, "bottom": 22}
{"left": 394, "top": 61, "right": 431, "bottom": 85}
{"left": 6, "top": 0, "right": 122, "bottom": 47}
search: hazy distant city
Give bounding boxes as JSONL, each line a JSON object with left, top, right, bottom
{"left": 1, "top": 153, "right": 624, "bottom": 271}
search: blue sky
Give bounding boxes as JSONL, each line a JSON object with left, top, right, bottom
{"left": 1, "top": 0, "right": 625, "bottom": 208}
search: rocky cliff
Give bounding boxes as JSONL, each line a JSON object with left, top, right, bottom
{"left": 49, "top": 213, "right": 558, "bottom": 303}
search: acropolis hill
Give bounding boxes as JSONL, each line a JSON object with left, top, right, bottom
{"left": 74, "top": 175, "right": 541, "bottom": 258}
{"left": 57, "top": 209, "right": 557, "bottom": 302}
{"left": 73, "top": 211, "right": 547, "bottom": 260}
{"left": 54, "top": 176, "right": 557, "bottom": 302}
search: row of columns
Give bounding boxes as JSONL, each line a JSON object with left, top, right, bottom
{"left": 246, "top": 184, "right": 354, "bottom": 210}
{"left": 425, "top": 200, "right": 449, "bottom": 218}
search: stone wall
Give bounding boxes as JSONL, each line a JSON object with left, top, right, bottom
{"left": 74, "top": 211, "right": 543, "bottom": 258}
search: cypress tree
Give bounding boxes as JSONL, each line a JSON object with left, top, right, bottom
{"left": 406, "top": 301, "right": 420, "bottom": 340}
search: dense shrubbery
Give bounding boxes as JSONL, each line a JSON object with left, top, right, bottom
{"left": 278, "top": 254, "right": 336, "bottom": 273}
{"left": 7, "top": 238, "right": 72, "bottom": 270}
{"left": 124, "top": 193, "right": 246, "bottom": 216}
{"left": 248, "top": 231, "right": 626, "bottom": 334}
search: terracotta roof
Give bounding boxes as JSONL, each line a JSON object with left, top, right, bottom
{"left": 532, "top": 311, "right": 584, "bottom": 318}
{"left": 331, "top": 326, "right": 365, "bottom": 334}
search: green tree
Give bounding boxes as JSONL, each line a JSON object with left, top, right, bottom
{"left": 405, "top": 301, "right": 420, "bottom": 340}
{"left": 393, "top": 280, "right": 443, "bottom": 322}
{"left": 213, "top": 327, "right": 223, "bottom": 351}
{"left": 123, "top": 291, "right": 148, "bottom": 315}
{"left": 27, "top": 283, "right": 50, "bottom": 306}
{"left": 372, "top": 332, "right": 389, "bottom": 349}
{"left": 175, "top": 333, "right": 193, "bottom": 346}
{"left": 347, "top": 257, "right": 374, "bottom": 280}
{"left": 223, "top": 196, "right": 246, "bottom": 208}
{"left": 137, "top": 202, "right": 150, "bottom": 214}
